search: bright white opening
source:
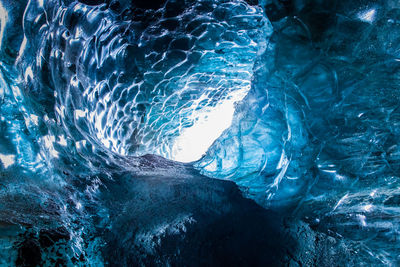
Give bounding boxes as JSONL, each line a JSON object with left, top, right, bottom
{"left": 171, "top": 88, "right": 248, "bottom": 163}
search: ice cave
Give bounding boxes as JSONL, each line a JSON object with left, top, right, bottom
{"left": 0, "top": 0, "right": 400, "bottom": 265}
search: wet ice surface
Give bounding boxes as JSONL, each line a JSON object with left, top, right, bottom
{"left": 20, "top": 0, "right": 269, "bottom": 162}
{"left": 0, "top": 0, "right": 400, "bottom": 265}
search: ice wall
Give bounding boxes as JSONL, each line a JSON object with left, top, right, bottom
{"left": 0, "top": 0, "right": 400, "bottom": 265}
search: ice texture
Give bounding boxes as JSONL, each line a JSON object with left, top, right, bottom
{"left": 19, "top": 0, "right": 269, "bottom": 161}
{"left": 0, "top": 0, "right": 400, "bottom": 265}
{"left": 199, "top": 0, "right": 400, "bottom": 262}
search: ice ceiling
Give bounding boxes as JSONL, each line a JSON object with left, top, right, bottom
{"left": 1, "top": 0, "right": 400, "bottom": 265}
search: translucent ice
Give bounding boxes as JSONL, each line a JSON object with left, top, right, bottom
{"left": 0, "top": 0, "right": 400, "bottom": 265}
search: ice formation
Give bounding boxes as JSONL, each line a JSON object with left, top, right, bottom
{"left": 0, "top": 0, "right": 400, "bottom": 265}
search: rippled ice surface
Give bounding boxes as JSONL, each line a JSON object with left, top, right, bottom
{"left": 0, "top": 0, "right": 400, "bottom": 265}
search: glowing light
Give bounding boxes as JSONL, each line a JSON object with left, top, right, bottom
{"left": 0, "top": 1, "right": 8, "bottom": 51}
{"left": 30, "top": 114, "right": 39, "bottom": 125}
{"left": 74, "top": 109, "right": 87, "bottom": 119}
{"left": 358, "top": 8, "right": 376, "bottom": 23}
{"left": 24, "top": 66, "right": 34, "bottom": 82}
{"left": 42, "top": 135, "right": 59, "bottom": 158}
{"left": 357, "top": 214, "right": 367, "bottom": 227}
{"left": 362, "top": 204, "right": 373, "bottom": 212}
{"left": 171, "top": 88, "right": 248, "bottom": 163}
{"left": 0, "top": 154, "right": 15, "bottom": 168}
{"left": 58, "top": 135, "right": 67, "bottom": 146}
{"left": 17, "top": 37, "right": 27, "bottom": 62}
{"left": 75, "top": 140, "right": 87, "bottom": 150}
{"left": 370, "top": 190, "right": 377, "bottom": 197}
{"left": 25, "top": 114, "right": 39, "bottom": 127}
{"left": 333, "top": 193, "right": 348, "bottom": 211}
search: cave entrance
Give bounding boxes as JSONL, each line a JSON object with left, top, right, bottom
{"left": 169, "top": 88, "right": 249, "bottom": 163}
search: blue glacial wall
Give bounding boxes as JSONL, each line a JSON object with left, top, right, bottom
{"left": 199, "top": 0, "right": 400, "bottom": 263}
{"left": 0, "top": 0, "right": 399, "bottom": 265}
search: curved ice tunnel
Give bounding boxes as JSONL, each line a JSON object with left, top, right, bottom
{"left": 0, "top": 0, "right": 400, "bottom": 265}
{"left": 18, "top": 0, "right": 270, "bottom": 163}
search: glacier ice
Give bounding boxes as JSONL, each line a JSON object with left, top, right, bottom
{"left": 19, "top": 0, "right": 270, "bottom": 163}
{"left": 0, "top": 0, "right": 400, "bottom": 265}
